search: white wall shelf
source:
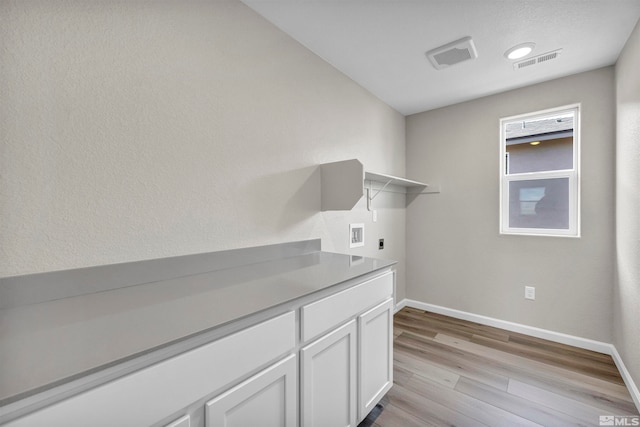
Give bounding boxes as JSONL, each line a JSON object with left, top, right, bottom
{"left": 320, "top": 159, "right": 438, "bottom": 211}
{"left": 364, "top": 171, "right": 428, "bottom": 192}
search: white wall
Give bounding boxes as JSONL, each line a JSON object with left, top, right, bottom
{"left": 614, "top": 18, "right": 640, "bottom": 391}
{"left": 0, "top": 1, "right": 407, "bottom": 299}
{"left": 406, "top": 67, "right": 615, "bottom": 342}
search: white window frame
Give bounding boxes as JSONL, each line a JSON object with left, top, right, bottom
{"left": 499, "top": 104, "right": 581, "bottom": 237}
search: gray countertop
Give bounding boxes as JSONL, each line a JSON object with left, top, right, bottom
{"left": 0, "top": 241, "right": 395, "bottom": 407}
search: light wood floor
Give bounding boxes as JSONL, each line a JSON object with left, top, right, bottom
{"left": 373, "top": 307, "right": 639, "bottom": 427}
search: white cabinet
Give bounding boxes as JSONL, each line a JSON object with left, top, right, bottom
{"left": 300, "top": 271, "right": 394, "bottom": 426}
{"left": 206, "top": 355, "right": 297, "bottom": 427}
{"left": 301, "top": 321, "right": 357, "bottom": 427}
{"left": 358, "top": 298, "right": 394, "bottom": 420}
{"left": 5, "top": 312, "right": 295, "bottom": 427}
{"left": 4, "top": 270, "right": 395, "bottom": 427}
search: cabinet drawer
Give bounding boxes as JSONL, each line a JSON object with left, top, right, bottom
{"left": 6, "top": 311, "right": 295, "bottom": 427}
{"left": 301, "top": 271, "right": 393, "bottom": 342}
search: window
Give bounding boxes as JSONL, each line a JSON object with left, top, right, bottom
{"left": 500, "top": 104, "right": 580, "bottom": 237}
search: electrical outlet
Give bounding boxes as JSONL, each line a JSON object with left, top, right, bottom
{"left": 525, "top": 286, "right": 535, "bottom": 300}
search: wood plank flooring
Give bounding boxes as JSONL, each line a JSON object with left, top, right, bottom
{"left": 373, "top": 307, "right": 639, "bottom": 427}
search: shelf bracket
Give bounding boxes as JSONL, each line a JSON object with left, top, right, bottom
{"left": 370, "top": 179, "right": 394, "bottom": 200}
{"left": 366, "top": 179, "right": 393, "bottom": 211}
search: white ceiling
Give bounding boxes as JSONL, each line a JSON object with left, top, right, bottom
{"left": 241, "top": 0, "right": 640, "bottom": 116}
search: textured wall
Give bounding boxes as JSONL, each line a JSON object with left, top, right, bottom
{"left": 0, "top": 1, "right": 407, "bottom": 298}
{"left": 406, "top": 68, "right": 615, "bottom": 342}
{"left": 614, "top": 18, "right": 640, "bottom": 392}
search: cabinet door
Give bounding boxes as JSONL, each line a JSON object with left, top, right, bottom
{"left": 301, "top": 320, "right": 357, "bottom": 427}
{"left": 205, "top": 354, "right": 297, "bottom": 427}
{"left": 358, "top": 298, "right": 394, "bottom": 422}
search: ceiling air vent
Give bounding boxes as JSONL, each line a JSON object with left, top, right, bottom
{"left": 514, "top": 49, "right": 563, "bottom": 70}
{"left": 426, "top": 36, "right": 478, "bottom": 70}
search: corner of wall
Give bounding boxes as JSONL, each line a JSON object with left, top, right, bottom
{"left": 613, "top": 15, "right": 640, "bottom": 409}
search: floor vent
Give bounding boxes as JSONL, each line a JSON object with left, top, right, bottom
{"left": 514, "top": 49, "right": 562, "bottom": 70}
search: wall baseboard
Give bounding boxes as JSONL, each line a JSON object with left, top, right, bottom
{"left": 394, "top": 298, "right": 407, "bottom": 313}
{"left": 395, "top": 298, "right": 640, "bottom": 411}
{"left": 610, "top": 345, "right": 640, "bottom": 411}
{"left": 400, "top": 299, "right": 611, "bottom": 353}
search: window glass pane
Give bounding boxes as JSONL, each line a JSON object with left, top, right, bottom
{"left": 505, "top": 112, "right": 574, "bottom": 174}
{"left": 508, "top": 178, "right": 569, "bottom": 229}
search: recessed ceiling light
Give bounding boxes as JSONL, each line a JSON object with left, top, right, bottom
{"left": 530, "top": 141, "right": 541, "bottom": 146}
{"left": 505, "top": 43, "right": 536, "bottom": 60}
